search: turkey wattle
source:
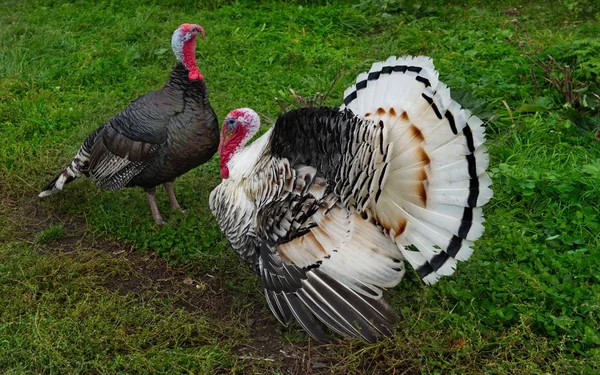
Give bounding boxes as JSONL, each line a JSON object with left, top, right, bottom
{"left": 209, "top": 56, "right": 493, "bottom": 342}
{"left": 39, "top": 24, "right": 219, "bottom": 224}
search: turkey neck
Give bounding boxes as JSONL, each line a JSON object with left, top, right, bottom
{"left": 165, "top": 61, "right": 218, "bottom": 131}
{"left": 162, "top": 62, "right": 219, "bottom": 176}
{"left": 164, "top": 63, "right": 210, "bottom": 105}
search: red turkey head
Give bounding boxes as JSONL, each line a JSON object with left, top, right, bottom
{"left": 218, "top": 108, "right": 260, "bottom": 179}
{"left": 171, "top": 23, "right": 206, "bottom": 80}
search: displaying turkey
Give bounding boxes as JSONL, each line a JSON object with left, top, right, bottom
{"left": 39, "top": 24, "right": 219, "bottom": 224}
{"left": 209, "top": 56, "right": 493, "bottom": 342}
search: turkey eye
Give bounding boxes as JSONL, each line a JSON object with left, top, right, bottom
{"left": 226, "top": 118, "right": 237, "bottom": 130}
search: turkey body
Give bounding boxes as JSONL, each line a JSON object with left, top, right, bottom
{"left": 40, "top": 24, "right": 219, "bottom": 223}
{"left": 88, "top": 63, "right": 219, "bottom": 191}
{"left": 210, "top": 56, "right": 493, "bottom": 343}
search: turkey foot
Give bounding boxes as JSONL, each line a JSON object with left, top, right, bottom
{"left": 146, "top": 188, "right": 166, "bottom": 225}
{"left": 164, "top": 182, "right": 187, "bottom": 213}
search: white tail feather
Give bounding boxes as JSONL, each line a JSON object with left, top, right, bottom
{"left": 342, "top": 55, "right": 492, "bottom": 283}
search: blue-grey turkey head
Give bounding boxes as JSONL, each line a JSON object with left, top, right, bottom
{"left": 39, "top": 23, "right": 219, "bottom": 224}
{"left": 209, "top": 56, "right": 493, "bottom": 342}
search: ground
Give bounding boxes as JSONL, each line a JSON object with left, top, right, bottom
{"left": 1, "top": 0, "right": 599, "bottom": 374}
{"left": 2, "top": 185, "right": 360, "bottom": 374}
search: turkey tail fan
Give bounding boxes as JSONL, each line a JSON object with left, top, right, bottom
{"left": 342, "top": 55, "right": 493, "bottom": 284}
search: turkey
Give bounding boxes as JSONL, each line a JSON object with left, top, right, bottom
{"left": 209, "top": 56, "right": 493, "bottom": 342}
{"left": 39, "top": 24, "right": 219, "bottom": 224}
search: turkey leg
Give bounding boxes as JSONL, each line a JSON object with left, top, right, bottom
{"left": 164, "top": 182, "right": 187, "bottom": 213}
{"left": 146, "top": 188, "right": 166, "bottom": 225}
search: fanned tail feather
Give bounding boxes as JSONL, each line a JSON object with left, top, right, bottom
{"left": 342, "top": 55, "right": 492, "bottom": 284}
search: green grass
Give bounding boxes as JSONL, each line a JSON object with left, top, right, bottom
{"left": 0, "top": 243, "right": 234, "bottom": 374}
{"left": 1, "top": 0, "right": 600, "bottom": 373}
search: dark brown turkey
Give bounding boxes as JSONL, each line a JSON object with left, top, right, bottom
{"left": 39, "top": 24, "right": 219, "bottom": 224}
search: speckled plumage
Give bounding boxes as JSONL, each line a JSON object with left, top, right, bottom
{"left": 210, "top": 56, "right": 492, "bottom": 342}
{"left": 40, "top": 24, "right": 218, "bottom": 223}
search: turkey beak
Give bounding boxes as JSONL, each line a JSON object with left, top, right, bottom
{"left": 218, "top": 123, "right": 230, "bottom": 156}
{"left": 194, "top": 25, "right": 206, "bottom": 40}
